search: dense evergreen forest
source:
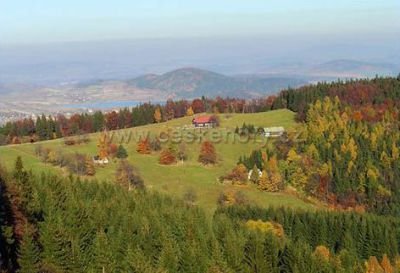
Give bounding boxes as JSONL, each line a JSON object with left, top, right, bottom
{"left": 1, "top": 159, "right": 400, "bottom": 273}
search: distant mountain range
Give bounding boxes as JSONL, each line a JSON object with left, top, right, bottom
{"left": 128, "top": 68, "right": 306, "bottom": 98}
{"left": 309, "top": 60, "right": 399, "bottom": 78}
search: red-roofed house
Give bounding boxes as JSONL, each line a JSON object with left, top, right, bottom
{"left": 192, "top": 115, "right": 217, "bottom": 128}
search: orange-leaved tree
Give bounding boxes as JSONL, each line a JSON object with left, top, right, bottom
{"left": 198, "top": 140, "right": 217, "bottom": 165}
{"left": 159, "top": 148, "right": 177, "bottom": 165}
{"left": 224, "top": 164, "right": 248, "bottom": 183}
{"left": 97, "top": 130, "right": 110, "bottom": 159}
{"left": 136, "top": 137, "right": 151, "bottom": 154}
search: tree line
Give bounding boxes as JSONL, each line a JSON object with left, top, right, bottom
{"left": 2, "top": 76, "right": 399, "bottom": 145}
{"left": 0, "top": 96, "right": 274, "bottom": 145}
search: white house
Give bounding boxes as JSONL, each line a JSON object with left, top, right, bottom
{"left": 264, "top": 127, "right": 285, "bottom": 138}
{"left": 93, "top": 156, "right": 109, "bottom": 165}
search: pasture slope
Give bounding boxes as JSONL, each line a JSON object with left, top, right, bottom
{"left": 0, "top": 109, "right": 313, "bottom": 215}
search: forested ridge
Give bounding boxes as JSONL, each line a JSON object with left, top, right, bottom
{"left": 1, "top": 159, "right": 400, "bottom": 273}
{"left": 275, "top": 76, "right": 400, "bottom": 121}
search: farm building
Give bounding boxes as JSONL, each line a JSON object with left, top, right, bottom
{"left": 264, "top": 127, "right": 285, "bottom": 138}
{"left": 93, "top": 156, "right": 109, "bottom": 165}
{"left": 192, "top": 116, "right": 217, "bottom": 128}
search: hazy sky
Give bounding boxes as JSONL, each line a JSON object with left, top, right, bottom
{"left": 1, "top": 0, "right": 399, "bottom": 45}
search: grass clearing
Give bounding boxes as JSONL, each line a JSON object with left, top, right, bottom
{"left": 0, "top": 109, "right": 314, "bottom": 215}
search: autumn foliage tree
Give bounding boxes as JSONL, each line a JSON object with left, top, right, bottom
{"left": 222, "top": 164, "right": 248, "bottom": 184}
{"left": 186, "top": 106, "right": 194, "bottom": 116}
{"left": 154, "top": 108, "right": 162, "bottom": 123}
{"left": 136, "top": 138, "right": 151, "bottom": 154}
{"left": 159, "top": 148, "right": 177, "bottom": 165}
{"left": 97, "top": 130, "right": 111, "bottom": 159}
{"left": 257, "top": 156, "right": 283, "bottom": 192}
{"left": 198, "top": 140, "right": 217, "bottom": 165}
{"left": 108, "top": 143, "right": 118, "bottom": 158}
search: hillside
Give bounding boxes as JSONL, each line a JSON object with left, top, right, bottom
{"left": 3, "top": 79, "right": 400, "bottom": 272}
{"left": 129, "top": 67, "right": 306, "bottom": 98}
{"left": 0, "top": 109, "right": 312, "bottom": 215}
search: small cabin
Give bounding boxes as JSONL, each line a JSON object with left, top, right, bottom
{"left": 264, "top": 127, "right": 285, "bottom": 138}
{"left": 93, "top": 156, "right": 109, "bottom": 165}
{"left": 192, "top": 116, "right": 217, "bottom": 128}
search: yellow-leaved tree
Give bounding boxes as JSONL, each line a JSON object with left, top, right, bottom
{"left": 266, "top": 156, "right": 283, "bottom": 192}
{"left": 314, "top": 245, "right": 330, "bottom": 262}
{"left": 258, "top": 170, "right": 269, "bottom": 191}
{"left": 381, "top": 254, "right": 393, "bottom": 273}
{"left": 186, "top": 106, "right": 194, "bottom": 116}
{"left": 245, "top": 219, "right": 284, "bottom": 238}
{"left": 154, "top": 108, "right": 162, "bottom": 123}
{"left": 365, "top": 256, "right": 384, "bottom": 273}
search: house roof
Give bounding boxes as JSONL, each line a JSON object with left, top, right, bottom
{"left": 264, "top": 127, "right": 285, "bottom": 132}
{"left": 193, "top": 116, "right": 215, "bottom": 123}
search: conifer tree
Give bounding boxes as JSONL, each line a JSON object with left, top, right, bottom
{"left": 116, "top": 144, "right": 128, "bottom": 159}
{"left": 17, "top": 227, "right": 39, "bottom": 273}
{"left": 13, "top": 156, "right": 24, "bottom": 180}
{"left": 250, "top": 165, "right": 259, "bottom": 184}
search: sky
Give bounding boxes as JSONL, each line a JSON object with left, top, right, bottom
{"left": 1, "top": 0, "right": 399, "bottom": 45}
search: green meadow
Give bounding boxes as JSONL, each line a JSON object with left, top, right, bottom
{"left": 0, "top": 109, "right": 314, "bottom": 215}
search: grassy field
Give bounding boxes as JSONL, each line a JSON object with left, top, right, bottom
{"left": 0, "top": 109, "right": 314, "bottom": 215}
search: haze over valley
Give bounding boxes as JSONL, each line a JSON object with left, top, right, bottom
{"left": 1, "top": 35, "right": 399, "bottom": 123}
